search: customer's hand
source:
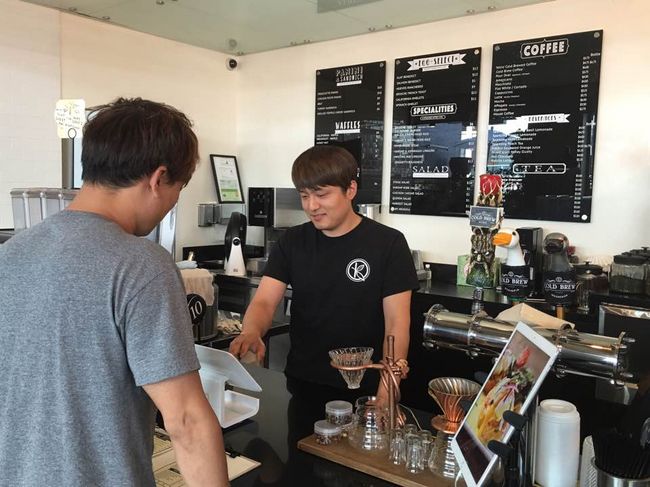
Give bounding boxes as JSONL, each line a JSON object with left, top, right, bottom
{"left": 229, "top": 332, "right": 266, "bottom": 364}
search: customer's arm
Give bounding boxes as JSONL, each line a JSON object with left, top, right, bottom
{"left": 376, "top": 290, "right": 412, "bottom": 402}
{"left": 228, "top": 276, "right": 287, "bottom": 363}
{"left": 144, "top": 372, "right": 229, "bottom": 487}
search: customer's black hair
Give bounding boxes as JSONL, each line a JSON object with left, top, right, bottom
{"left": 291, "top": 145, "right": 359, "bottom": 192}
{"left": 81, "top": 97, "right": 199, "bottom": 187}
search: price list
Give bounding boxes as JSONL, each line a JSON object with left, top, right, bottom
{"left": 487, "top": 30, "right": 602, "bottom": 222}
{"left": 389, "top": 48, "right": 481, "bottom": 217}
{"left": 315, "top": 61, "right": 385, "bottom": 204}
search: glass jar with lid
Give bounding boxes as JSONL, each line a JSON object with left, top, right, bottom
{"left": 574, "top": 262, "right": 609, "bottom": 311}
{"left": 609, "top": 254, "right": 646, "bottom": 294}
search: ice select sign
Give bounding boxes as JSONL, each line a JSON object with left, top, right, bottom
{"left": 520, "top": 38, "right": 569, "bottom": 59}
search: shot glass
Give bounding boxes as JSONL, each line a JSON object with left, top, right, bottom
{"left": 389, "top": 428, "right": 406, "bottom": 465}
{"left": 405, "top": 434, "right": 424, "bottom": 474}
{"left": 418, "top": 430, "right": 433, "bottom": 471}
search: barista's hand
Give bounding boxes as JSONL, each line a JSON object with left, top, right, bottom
{"left": 229, "top": 332, "right": 266, "bottom": 364}
{"left": 374, "top": 383, "right": 389, "bottom": 408}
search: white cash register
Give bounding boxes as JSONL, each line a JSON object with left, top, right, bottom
{"left": 195, "top": 345, "right": 262, "bottom": 428}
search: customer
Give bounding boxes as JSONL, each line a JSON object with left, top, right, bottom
{"left": 229, "top": 145, "right": 419, "bottom": 401}
{"left": 0, "top": 98, "right": 229, "bottom": 486}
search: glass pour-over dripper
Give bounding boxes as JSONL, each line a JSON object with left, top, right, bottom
{"left": 329, "top": 347, "right": 373, "bottom": 389}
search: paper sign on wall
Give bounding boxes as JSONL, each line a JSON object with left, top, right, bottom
{"left": 54, "top": 99, "right": 86, "bottom": 138}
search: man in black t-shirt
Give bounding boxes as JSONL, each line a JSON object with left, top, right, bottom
{"left": 230, "top": 145, "right": 419, "bottom": 400}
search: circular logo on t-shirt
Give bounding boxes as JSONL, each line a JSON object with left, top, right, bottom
{"left": 186, "top": 293, "right": 207, "bottom": 325}
{"left": 346, "top": 258, "right": 370, "bottom": 282}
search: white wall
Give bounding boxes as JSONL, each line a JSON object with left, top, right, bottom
{"left": 236, "top": 0, "right": 650, "bottom": 263}
{"left": 0, "top": 0, "right": 61, "bottom": 228}
{"left": 60, "top": 14, "right": 239, "bottom": 256}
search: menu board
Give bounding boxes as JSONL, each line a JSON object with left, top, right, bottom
{"left": 487, "top": 30, "right": 603, "bottom": 222}
{"left": 315, "top": 61, "right": 385, "bottom": 204}
{"left": 390, "top": 48, "right": 481, "bottom": 216}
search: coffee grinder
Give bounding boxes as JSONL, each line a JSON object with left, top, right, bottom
{"left": 224, "top": 212, "right": 247, "bottom": 276}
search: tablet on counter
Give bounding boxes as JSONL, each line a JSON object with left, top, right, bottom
{"left": 451, "top": 322, "right": 559, "bottom": 487}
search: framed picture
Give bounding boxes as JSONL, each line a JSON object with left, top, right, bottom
{"left": 451, "top": 322, "right": 559, "bottom": 487}
{"left": 210, "top": 154, "right": 244, "bottom": 204}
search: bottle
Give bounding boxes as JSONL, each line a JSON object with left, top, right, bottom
{"left": 534, "top": 399, "right": 580, "bottom": 487}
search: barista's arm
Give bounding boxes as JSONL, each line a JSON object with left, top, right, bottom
{"left": 228, "top": 276, "right": 287, "bottom": 363}
{"left": 376, "top": 290, "right": 412, "bottom": 403}
{"left": 144, "top": 371, "right": 229, "bottom": 487}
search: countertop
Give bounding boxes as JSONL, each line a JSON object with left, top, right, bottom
{"left": 226, "top": 364, "right": 435, "bottom": 486}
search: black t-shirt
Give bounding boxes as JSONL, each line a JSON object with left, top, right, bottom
{"left": 263, "top": 216, "right": 419, "bottom": 389}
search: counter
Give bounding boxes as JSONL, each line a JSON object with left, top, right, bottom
{"left": 226, "top": 364, "right": 435, "bottom": 486}
{"left": 211, "top": 269, "right": 635, "bottom": 443}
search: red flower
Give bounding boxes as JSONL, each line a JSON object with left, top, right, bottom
{"left": 515, "top": 347, "right": 531, "bottom": 368}
{"left": 480, "top": 174, "right": 502, "bottom": 196}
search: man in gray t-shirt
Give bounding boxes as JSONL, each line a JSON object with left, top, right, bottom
{"left": 0, "top": 98, "right": 229, "bottom": 486}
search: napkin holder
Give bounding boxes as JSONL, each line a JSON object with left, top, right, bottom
{"left": 195, "top": 345, "right": 262, "bottom": 428}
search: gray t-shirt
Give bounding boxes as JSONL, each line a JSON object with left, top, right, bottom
{"left": 0, "top": 210, "right": 200, "bottom": 486}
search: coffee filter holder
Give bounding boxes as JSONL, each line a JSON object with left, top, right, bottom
{"left": 195, "top": 345, "right": 262, "bottom": 428}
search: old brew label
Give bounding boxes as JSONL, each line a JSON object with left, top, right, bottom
{"left": 543, "top": 271, "right": 577, "bottom": 305}
{"left": 501, "top": 265, "right": 531, "bottom": 298}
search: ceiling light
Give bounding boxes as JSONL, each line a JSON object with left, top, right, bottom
{"left": 156, "top": 0, "right": 164, "bottom": 5}
{"left": 368, "top": 26, "right": 376, "bottom": 32}
{"left": 488, "top": 5, "right": 497, "bottom": 11}
{"left": 466, "top": 9, "right": 475, "bottom": 14}
{"left": 385, "top": 24, "right": 393, "bottom": 29}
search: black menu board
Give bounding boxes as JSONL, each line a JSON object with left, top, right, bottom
{"left": 487, "top": 30, "right": 603, "bottom": 222}
{"left": 315, "top": 61, "right": 385, "bottom": 204}
{"left": 390, "top": 48, "right": 481, "bottom": 216}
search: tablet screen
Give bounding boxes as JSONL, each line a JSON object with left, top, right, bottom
{"left": 452, "top": 322, "right": 559, "bottom": 487}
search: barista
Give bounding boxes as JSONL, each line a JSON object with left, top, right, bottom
{"left": 229, "top": 145, "right": 419, "bottom": 401}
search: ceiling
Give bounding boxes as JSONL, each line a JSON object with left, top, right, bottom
{"left": 23, "top": 0, "right": 554, "bottom": 55}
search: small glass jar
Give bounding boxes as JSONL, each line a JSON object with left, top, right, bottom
{"left": 325, "top": 400, "right": 353, "bottom": 426}
{"left": 314, "top": 420, "right": 342, "bottom": 446}
{"left": 610, "top": 254, "right": 646, "bottom": 294}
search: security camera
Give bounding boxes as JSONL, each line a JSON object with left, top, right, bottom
{"left": 226, "top": 58, "right": 238, "bottom": 70}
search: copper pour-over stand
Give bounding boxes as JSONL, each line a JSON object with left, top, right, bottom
{"left": 330, "top": 336, "right": 407, "bottom": 429}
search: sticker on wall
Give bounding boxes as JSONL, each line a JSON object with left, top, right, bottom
{"left": 54, "top": 99, "right": 86, "bottom": 139}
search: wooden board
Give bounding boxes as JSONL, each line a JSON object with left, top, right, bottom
{"left": 298, "top": 434, "right": 456, "bottom": 487}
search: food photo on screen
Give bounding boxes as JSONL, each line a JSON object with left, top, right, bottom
{"left": 455, "top": 326, "right": 556, "bottom": 484}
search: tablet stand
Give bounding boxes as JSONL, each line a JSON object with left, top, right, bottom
{"left": 487, "top": 410, "right": 533, "bottom": 487}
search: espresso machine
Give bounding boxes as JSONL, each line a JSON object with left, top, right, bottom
{"left": 248, "top": 187, "right": 307, "bottom": 258}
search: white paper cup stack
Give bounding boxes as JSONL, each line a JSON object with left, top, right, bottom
{"left": 534, "top": 399, "right": 581, "bottom": 487}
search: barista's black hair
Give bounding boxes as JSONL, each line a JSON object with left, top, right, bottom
{"left": 291, "top": 145, "right": 359, "bottom": 192}
{"left": 81, "top": 97, "right": 198, "bottom": 188}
